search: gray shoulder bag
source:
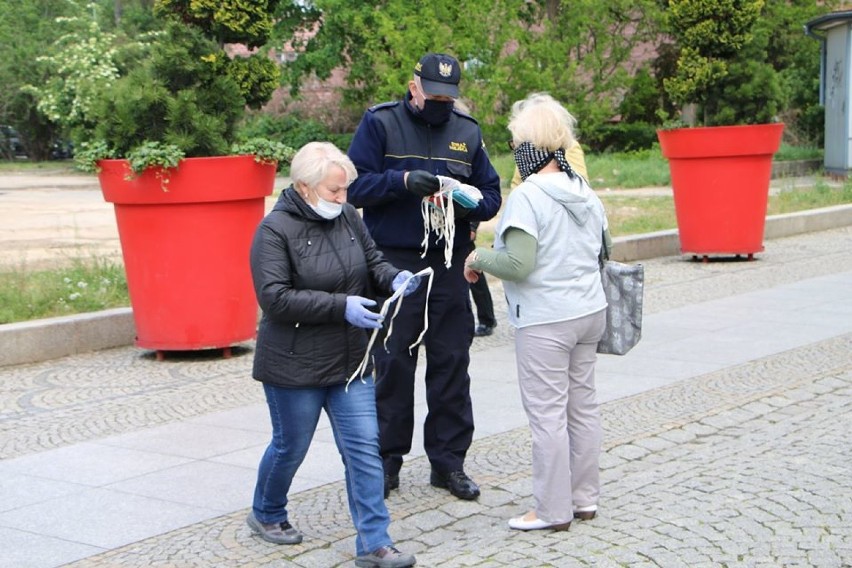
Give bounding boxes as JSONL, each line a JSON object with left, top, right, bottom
{"left": 597, "top": 233, "right": 644, "bottom": 355}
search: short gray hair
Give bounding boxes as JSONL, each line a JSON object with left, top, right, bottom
{"left": 508, "top": 92, "right": 577, "bottom": 152}
{"left": 289, "top": 142, "right": 357, "bottom": 189}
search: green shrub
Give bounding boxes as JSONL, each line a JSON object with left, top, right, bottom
{"left": 662, "top": 0, "right": 782, "bottom": 127}
{"left": 619, "top": 68, "right": 663, "bottom": 125}
{"left": 584, "top": 122, "right": 660, "bottom": 153}
{"left": 699, "top": 32, "right": 781, "bottom": 126}
{"left": 238, "top": 112, "right": 353, "bottom": 152}
{"left": 77, "top": 1, "right": 286, "bottom": 173}
{"left": 85, "top": 22, "right": 244, "bottom": 162}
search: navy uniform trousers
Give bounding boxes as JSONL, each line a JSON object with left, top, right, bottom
{"left": 372, "top": 245, "right": 475, "bottom": 477}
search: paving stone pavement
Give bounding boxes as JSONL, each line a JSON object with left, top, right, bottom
{"left": 1, "top": 226, "right": 851, "bottom": 567}
{"left": 54, "top": 341, "right": 852, "bottom": 568}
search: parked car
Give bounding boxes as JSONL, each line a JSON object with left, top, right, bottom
{"left": 0, "top": 125, "right": 26, "bottom": 159}
{"left": 50, "top": 139, "right": 74, "bottom": 160}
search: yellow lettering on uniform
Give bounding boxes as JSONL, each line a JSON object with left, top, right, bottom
{"left": 449, "top": 141, "right": 468, "bottom": 153}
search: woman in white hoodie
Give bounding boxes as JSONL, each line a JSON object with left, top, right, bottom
{"left": 464, "top": 93, "right": 610, "bottom": 531}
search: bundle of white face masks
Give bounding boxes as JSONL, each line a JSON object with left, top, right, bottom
{"left": 420, "top": 176, "right": 483, "bottom": 268}
{"left": 437, "top": 175, "right": 483, "bottom": 209}
{"left": 346, "top": 267, "right": 435, "bottom": 390}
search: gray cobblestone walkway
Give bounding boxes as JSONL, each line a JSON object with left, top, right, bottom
{"left": 57, "top": 337, "right": 852, "bottom": 568}
{"left": 1, "top": 226, "right": 851, "bottom": 567}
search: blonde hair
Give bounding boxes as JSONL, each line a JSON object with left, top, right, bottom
{"left": 454, "top": 98, "right": 471, "bottom": 114}
{"left": 508, "top": 93, "right": 577, "bottom": 152}
{"left": 290, "top": 142, "right": 357, "bottom": 188}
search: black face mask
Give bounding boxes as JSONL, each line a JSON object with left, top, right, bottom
{"left": 417, "top": 99, "right": 454, "bottom": 125}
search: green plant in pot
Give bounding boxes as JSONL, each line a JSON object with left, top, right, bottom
{"left": 77, "top": 1, "right": 294, "bottom": 357}
{"left": 656, "top": 0, "right": 785, "bottom": 260}
{"left": 75, "top": 1, "right": 293, "bottom": 176}
{"left": 662, "top": 0, "right": 782, "bottom": 127}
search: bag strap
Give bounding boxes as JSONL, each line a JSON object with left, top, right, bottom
{"left": 598, "top": 228, "right": 609, "bottom": 266}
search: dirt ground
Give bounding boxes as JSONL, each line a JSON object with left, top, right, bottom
{"left": 0, "top": 173, "right": 294, "bottom": 271}
{"left": 0, "top": 172, "right": 499, "bottom": 271}
{"left": 0, "top": 174, "right": 120, "bottom": 270}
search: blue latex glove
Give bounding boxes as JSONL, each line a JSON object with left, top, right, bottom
{"left": 344, "top": 296, "right": 383, "bottom": 329}
{"left": 392, "top": 270, "right": 422, "bottom": 297}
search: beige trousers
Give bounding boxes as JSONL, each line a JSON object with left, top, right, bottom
{"left": 514, "top": 309, "right": 606, "bottom": 524}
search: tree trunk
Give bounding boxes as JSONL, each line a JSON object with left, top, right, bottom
{"left": 546, "top": 0, "right": 560, "bottom": 21}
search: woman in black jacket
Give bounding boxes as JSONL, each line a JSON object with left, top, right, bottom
{"left": 247, "top": 142, "right": 418, "bottom": 568}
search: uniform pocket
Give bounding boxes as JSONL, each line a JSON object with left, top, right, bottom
{"left": 446, "top": 160, "right": 473, "bottom": 183}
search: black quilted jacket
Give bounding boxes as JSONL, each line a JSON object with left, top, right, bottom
{"left": 250, "top": 186, "right": 399, "bottom": 388}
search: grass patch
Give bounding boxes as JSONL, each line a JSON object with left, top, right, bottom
{"left": 774, "top": 144, "right": 822, "bottom": 161}
{"left": 490, "top": 153, "right": 517, "bottom": 189}
{"left": 0, "top": 258, "right": 129, "bottom": 324}
{"left": 769, "top": 179, "right": 852, "bottom": 213}
{"left": 0, "top": 159, "right": 78, "bottom": 174}
{"left": 586, "top": 148, "right": 671, "bottom": 189}
{"left": 491, "top": 149, "right": 672, "bottom": 189}
{"left": 598, "top": 182, "right": 852, "bottom": 238}
{"left": 600, "top": 194, "right": 676, "bottom": 236}
{"left": 493, "top": 144, "right": 823, "bottom": 191}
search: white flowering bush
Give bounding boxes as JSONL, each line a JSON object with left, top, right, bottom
{"left": 22, "top": 1, "right": 156, "bottom": 133}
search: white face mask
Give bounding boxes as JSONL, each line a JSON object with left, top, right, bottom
{"left": 311, "top": 194, "right": 343, "bottom": 219}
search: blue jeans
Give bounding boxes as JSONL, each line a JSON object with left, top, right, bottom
{"left": 252, "top": 378, "right": 392, "bottom": 556}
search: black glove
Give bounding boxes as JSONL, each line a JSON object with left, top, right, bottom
{"left": 454, "top": 203, "right": 474, "bottom": 219}
{"left": 405, "top": 170, "right": 440, "bottom": 197}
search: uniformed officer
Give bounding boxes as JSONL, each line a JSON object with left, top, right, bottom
{"left": 347, "top": 52, "right": 502, "bottom": 501}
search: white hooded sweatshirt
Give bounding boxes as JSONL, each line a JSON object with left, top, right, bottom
{"left": 494, "top": 171, "right": 608, "bottom": 329}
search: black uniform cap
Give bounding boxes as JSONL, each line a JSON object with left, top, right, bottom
{"left": 414, "top": 53, "right": 461, "bottom": 98}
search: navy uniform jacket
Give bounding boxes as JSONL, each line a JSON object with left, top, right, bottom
{"left": 347, "top": 97, "right": 502, "bottom": 251}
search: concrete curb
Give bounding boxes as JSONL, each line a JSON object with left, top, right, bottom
{"left": 0, "top": 308, "right": 134, "bottom": 367}
{"left": 609, "top": 202, "right": 852, "bottom": 262}
{"left": 2, "top": 203, "right": 851, "bottom": 368}
{"left": 770, "top": 158, "right": 822, "bottom": 178}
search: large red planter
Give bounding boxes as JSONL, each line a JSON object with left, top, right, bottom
{"left": 98, "top": 155, "right": 275, "bottom": 354}
{"left": 657, "top": 123, "right": 784, "bottom": 258}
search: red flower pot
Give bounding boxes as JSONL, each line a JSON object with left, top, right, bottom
{"left": 98, "top": 155, "right": 275, "bottom": 354}
{"left": 657, "top": 123, "right": 784, "bottom": 259}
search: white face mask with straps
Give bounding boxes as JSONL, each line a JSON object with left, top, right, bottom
{"left": 310, "top": 194, "right": 343, "bottom": 219}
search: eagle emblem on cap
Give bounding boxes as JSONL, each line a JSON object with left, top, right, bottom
{"left": 439, "top": 62, "right": 453, "bottom": 77}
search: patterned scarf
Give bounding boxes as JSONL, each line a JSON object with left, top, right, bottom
{"left": 513, "top": 142, "right": 576, "bottom": 180}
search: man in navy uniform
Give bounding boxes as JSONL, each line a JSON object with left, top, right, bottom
{"left": 347, "top": 53, "right": 502, "bottom": 500}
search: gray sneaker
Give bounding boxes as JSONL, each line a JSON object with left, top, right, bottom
{"left": 246, "top": 511, "right": 303, "bottom": 545}
{"left": 354, "top": 545, "right": 416, "bottom": 567}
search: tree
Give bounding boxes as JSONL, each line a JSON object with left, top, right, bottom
{"left": 0, "top": 0, "right": 77, "bottom": 159}
{"left": 662, "top": 0, "right": 781, "bottom": 126}
{"left": 272, "top": 0, "right": 663, "bottom": 147}
{"left": 0, "top": 0, "right": 161, "bottom": 160}
{"left": 501, "top": 0, "right": 663, "bottom": 141}
{"left": 23, "top": 2, "right": 136, "bottom": 138}
{"left": 75, "top": 0, "right": 288, "bottom": 172}
{"left": 155, "top": 0, "right": 280, "bottom": 47}
{"left": 761, "top": 0, "right": 839, "bottom": 144}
